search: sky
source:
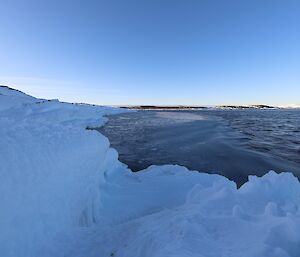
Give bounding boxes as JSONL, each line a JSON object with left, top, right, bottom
{"left": 0, "top": 0, "right": 299, "bottom": 106}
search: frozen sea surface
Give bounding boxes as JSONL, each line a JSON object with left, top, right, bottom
{"left": 99, "top": 109, "right": 300, "bottom": 186}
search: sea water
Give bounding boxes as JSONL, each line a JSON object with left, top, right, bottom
{"left": 99, "top": 109, "right": 300, "bottom": 185}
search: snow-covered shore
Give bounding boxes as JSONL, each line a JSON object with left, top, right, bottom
{"left": 1, "top": 86, "right": 300, "bottom": 257}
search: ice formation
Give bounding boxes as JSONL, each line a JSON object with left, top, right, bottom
{"left": 1, "top": 86, "right": 300, "bottom": 257}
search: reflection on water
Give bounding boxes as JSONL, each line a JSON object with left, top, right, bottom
{"left": 99, "top": 109, "right": 300, "bottom": 186}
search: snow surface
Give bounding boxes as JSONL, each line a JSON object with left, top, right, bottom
{"left": 0, "top": 85, "right": 39, "bottom": 111}
{"left": 1, "top": 87, "right": 300, "bottom": 257}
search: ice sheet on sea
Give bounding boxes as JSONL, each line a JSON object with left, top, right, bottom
{"left": 1, "top": 88, "right": 300, "bottom": 257}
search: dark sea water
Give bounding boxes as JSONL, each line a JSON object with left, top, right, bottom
{"left": 99, "top": 109, "right": 300, "bottom": 186}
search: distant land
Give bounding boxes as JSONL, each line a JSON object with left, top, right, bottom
{"left": 120, "top": 105, "right": 208, "bottom": 110}
{"left": 121, "top": 104, "right": 286, "bottom": 110}
{"left": 218, "top": 105, "right": 276, "bottom": 109}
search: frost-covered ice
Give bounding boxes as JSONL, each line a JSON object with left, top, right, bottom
{"left": 1, "top": 86, "right": 300, "bottom": 257}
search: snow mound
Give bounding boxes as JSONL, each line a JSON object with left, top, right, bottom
{"left": 0, "top": 85, "right": 39, "bottom": 111}
{"left": 1, "top": 86, "right": 300, "bottom": 257}
{"left": 0, "top": 85, "right": 34, "bottom": 98}
{"left": 66, "top": 169, "right": 300, "bottom": 257}
{"left": 0, "top": 88, "right": 128, "bottom": 256}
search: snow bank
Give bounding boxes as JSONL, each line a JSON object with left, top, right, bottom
{"left": 0, "top": 90, "right": 128, "bottom": 256}
{"left": 1, "top": 87, "right": 300, "bottom": 257}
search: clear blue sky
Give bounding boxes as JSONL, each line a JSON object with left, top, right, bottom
{"left": 0, "top": 0, "right": 299, "bottom": 105}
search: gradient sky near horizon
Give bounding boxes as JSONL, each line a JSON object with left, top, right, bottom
{"left": 0, "top": 0, "right": 299, "bottom": 105}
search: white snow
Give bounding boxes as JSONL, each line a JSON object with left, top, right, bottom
{"left": 1, "top": 87, "right": 300, "bottom": 257}
{"left": 0, "top": 85, "right": 39, "bottom": 111}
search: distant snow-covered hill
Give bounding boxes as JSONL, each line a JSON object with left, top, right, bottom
{"left": 279, "top": 104, "right": 300, "bottom": 109}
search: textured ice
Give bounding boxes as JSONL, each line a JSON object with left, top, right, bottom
{"left": 1, "top": 87, "right": 300, "bottom": 257}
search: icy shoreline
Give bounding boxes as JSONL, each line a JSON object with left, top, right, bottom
{"left": 1, "top": 86, "right": 300, "bottom": 257}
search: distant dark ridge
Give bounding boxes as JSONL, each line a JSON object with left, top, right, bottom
{"left": 121, "top": 105, "right": 208, "bottom": 110}
{"left": 218, "top": 105, "right": 276, "bottom": 109}
{"left": 121, "top": 105, "right": 278, "bottom": 110}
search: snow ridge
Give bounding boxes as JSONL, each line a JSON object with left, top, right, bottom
{"left": 0, "top": 85, "right": 38, "bottom": 111}
{"left": 1, "top": 87, "right": 300, "bottom": 257}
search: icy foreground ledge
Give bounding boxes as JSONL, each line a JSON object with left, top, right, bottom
{"left": 1, "top": 87, "right": 300, "bottom": 257}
